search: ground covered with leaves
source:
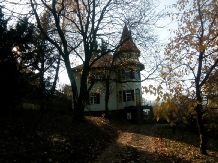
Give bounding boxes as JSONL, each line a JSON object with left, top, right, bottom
{"left": 0, "top": 110, "right": 129, "bottom": 163}
{"left": 96, "top": 124, "right": 218, "bottom": 163}
{"left": 154, "top": 124, "right": 218, "bottom": 163}
{"left": 1, "top": 110, "right": 218, "bottom": 163}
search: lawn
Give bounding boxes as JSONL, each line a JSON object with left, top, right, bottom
{"left": 154, "top": 124, "right": 218, "bottom": 163}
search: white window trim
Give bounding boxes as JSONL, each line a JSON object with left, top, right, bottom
{"left": 90, "top": 94, "right": 98, "bottom": 104}
{"left": 126, "top": 90, "right": 132, "bottom": 101}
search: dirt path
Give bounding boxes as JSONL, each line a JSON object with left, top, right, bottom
{"left": 95, "top": 124, "right": 171, "bottom": 163}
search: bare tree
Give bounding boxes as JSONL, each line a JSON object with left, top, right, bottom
{"left": 2, "top": 0, "right": 164, "bottom": 121}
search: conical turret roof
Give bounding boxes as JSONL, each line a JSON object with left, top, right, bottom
{"left": 114, "top": 25, "right": 140, "bottom": 56}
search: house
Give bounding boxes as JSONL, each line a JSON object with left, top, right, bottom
{"left": 72, "top": 25, "right": 145, "bottom": 121}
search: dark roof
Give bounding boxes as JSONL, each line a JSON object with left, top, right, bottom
{"left": 72, "top": 25, "right": 143, "bottom": 71}
{"left": 115, "top": 59, "right": 145, "bottom": 71}
{"left": 72, "top": 54, "right": 113, "bottom": 71}
{"left": 114, "top": 25, "right": 140, "bottom": 56}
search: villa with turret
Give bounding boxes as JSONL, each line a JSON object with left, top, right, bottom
{"left": 72, "top": 25, "right": 146, "bottom": 121}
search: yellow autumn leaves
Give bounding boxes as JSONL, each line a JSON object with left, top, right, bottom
{"left": 143, "top": 0, "right": 218, "bottom": 126}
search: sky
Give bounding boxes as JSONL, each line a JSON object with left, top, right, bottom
{"left": 141, "top": 0, "right": 178, "bottom": 102}
{"left": 57, "top": 0, "right": 179, "bottom": 102}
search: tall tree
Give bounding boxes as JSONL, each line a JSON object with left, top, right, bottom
{"left": 32, "top": 11, "right": 61, "bottom": 112}
{"left": 0, "top": 8, "right": 34, "bottom": 111}
{"left": 157, "top": 0, "right": 218, "bottom": 154}
{"left": 25, "top": 0, "right": 163, "bottom": 121}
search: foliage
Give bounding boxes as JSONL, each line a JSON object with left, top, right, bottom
{"left": 0, "top": 8, "right": 35, "bottom": 111}
{"left": 61, "top": 84, "right": 73, "bottom": 100}
{"left": 144, "top": 0, "right": 218, "bottom": 154}
{"left": 154, "top": 125, "right": 218, "bottom": 162}
{"left": 203, "top": 70, "right": 218, "bottom": 108}
{"left": 153, "top": 93, "right": 196, "bottom": 126}
{"left": 162, "top": 0, "right": 218, "bottom": 100}
{"left": 0, "top": 6, "right": 64, "bottom": 115}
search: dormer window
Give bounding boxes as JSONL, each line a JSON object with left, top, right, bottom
{"left": 120, "top": 53, "right": 132, "bottom": 58}
{"left": 95, "top": 73, "right": 102, "bottom": 79}
{"left": 133, "top": 55, "right": 138, "bottom": 59}
{"left": 126, "top": 53, "right": 131, "bottom": 58}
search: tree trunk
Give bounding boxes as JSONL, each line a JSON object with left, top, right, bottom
{"left": 73, "top": 98, "right": 84, "bottom": 121}
{"left": 105, "top": 79, "right": 110, "bottom": 118}
{"left": 39, "top": 50, "right": 45, "bottom": 112}
{"left": 50, "top": 54, "right": 61, "bottom": 96}
{"left": 200, "top": 131, "right": 207, "bottom": 154}
{"left": 73, "top": 61, "right": 89, "bottom": 122}
{"left": 48, "top": 54, "right": 61, "bottom": 112}
{"left": 32, "top": 50, "right": 45, "bottom": 132}
{"left": 63, "top": 56, "right": 80, "bottom": 120}
{"left": 195, "top": 104, "right": 207, "bottom": 155}
{"left": 172, "top": 124, "right": 176, "bottom": 134}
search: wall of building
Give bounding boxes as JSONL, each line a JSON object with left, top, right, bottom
{"left": 73, "top": 66, "right": 143, "bottom": 112}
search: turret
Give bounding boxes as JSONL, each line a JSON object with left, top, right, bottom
{"left": 114, "top": 25, "right": 144, "bottom": 71}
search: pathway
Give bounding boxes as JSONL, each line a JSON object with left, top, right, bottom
{"left": 95, "top": 124, "right": 171, "bottom": 163}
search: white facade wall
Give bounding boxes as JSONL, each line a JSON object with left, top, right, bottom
{"left": 73, "top": 69, "right": 143, "bottom": 112}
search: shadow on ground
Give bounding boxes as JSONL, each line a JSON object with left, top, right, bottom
{"left": 95, "top": 141, "right": 191, "bottom": 163}
{"left": 0, "top": 110, "right": 120, "bottom": 163}
{"left": 130, "top": 124, "right": 217, "bottom": 146}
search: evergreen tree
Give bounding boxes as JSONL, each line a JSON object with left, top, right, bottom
{"left": 0, "top": 7, "right": 34, "bottom": 111}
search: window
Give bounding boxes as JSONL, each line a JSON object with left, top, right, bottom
{"left": 143, "top": 109, "right": 150, "bottom": 115}
{"left": 126, "top": 53, "right": 131, "bottom": 58}
{"left": 123, "top": 90, "right": 134, "bottom": 102}
{"left": 87, "top": 73, "right": 102, "bottom": 83}
{"left": 124, "top": 70, "right": 131, "bottom": 79}
{"left": 135, "top": 71, "right": 140, "bottom": 80}
{"left": 133, "top": 55, "right": 138, "bottom": 59}
{"left": 127, "top": 113, "right": 132, "bottom": 119}
{"left": 126, "top": 90, "right": 132, "bottom": 101}
{"left": 95, "top": 73, "right": 102, "bottom": 79}
{"left": 124, "top": 69, "right": 135, "bottom": 79}
{"left": 121, "top": 53, "right": 131, "bottom": 58}
{"left": 89, "top": 93, "right": 100, "bottom": 104}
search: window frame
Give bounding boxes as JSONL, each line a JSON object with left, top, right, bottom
{"left": 89, "top": 93, "right": 100, "bottom": 104}
{"left": 124, "top": 69, "right": 135, "bottom": 79}
{"left": 126, "top": 90, "right": 132, "bottom": 101}
{"left": 134, "top": 70, "right": 140, "bottom": 80}
{"left": 124, "top": 70, "right": 131, "bottom": 79}
{"left": 123, "top": 90, "right": 134, "bottom": 102}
